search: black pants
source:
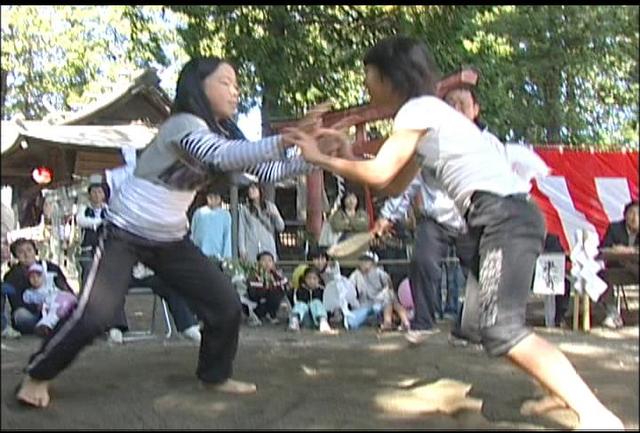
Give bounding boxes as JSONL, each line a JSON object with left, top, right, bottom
{"left": 80, "top": 249, "right": 128, "bottom": 332}
{"left": 459, "top": 192, "right": 546, "bottom": 357}
{"left": 409, "top": 217, "right": 474, "bottom": 330}
{"left": 247, "top": 287, "right": 285, "bottom": 319}
{"left": 130, "top": 275, "right": 199, "bottom": 333}
{"left": 26, "top": 224, "right": 242, "bottom": 384}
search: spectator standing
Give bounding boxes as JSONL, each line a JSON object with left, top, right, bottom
{"left": 238, "top": 183, "right": 285, "bottom": 262}
{"left": 76, "top": 182, "right": 109, "bottom": 286}
{"left": 191, "top": 188, "right": 232, "bottom": 260}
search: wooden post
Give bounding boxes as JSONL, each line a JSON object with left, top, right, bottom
{"left": 572, "top": 291, "right": 580, "bottom": 331}
{"left": 581, "top": 294, "right": 590, "bottom": 332}
{"left": 306, "top": 170, "right": 323, "bottom": 242}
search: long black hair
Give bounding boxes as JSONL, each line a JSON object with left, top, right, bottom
{"left": 175, "top": 57, "right": 247, "bottom": 216}
{"left": 364, "top": 36, "right": 441, "bottom": 101}
{"left": 172, "top": 57, "right": 246, "bottom": 140}
{"left": 245, "top": 183, "right": 268, "bottom": 214}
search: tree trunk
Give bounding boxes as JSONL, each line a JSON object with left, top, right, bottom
{"left": 1, "top": 69, "right": 7, "bottom": 118}
{"left": 544, "top": 7, "right": 563, "bottom": 145}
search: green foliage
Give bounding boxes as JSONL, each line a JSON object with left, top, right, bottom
{"left": 462, "top": 6, "right": 639, "bottom": 147}
{"left": 1, "top": 5, "right": 181, "bottom": 120}
{"left": 171, "top": 5, "right": 638, "bottom": 147}
{"left": 1, "top": 5, "right": 636, "bottom": 147}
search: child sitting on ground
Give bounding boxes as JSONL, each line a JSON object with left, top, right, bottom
{"left": 292, "top": 246, "right": 358, "bottom": 329}
{"left": 347, "top": 251, "right": 411, "bottom": 331}
{"left": 287, "top": 267, "right": 336, "bottom": 334}
{"left": 22, "top": 263, "right": 77, "bottom": 337}
{"left": 247, "top": 251, "right": 290, "bottom": 324}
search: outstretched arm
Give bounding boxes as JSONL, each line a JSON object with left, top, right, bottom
{"left": 286, "top": 128, "right": 425, "bottom": 194}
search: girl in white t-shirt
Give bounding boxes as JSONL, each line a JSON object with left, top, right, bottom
{"left": 285, "top": 36, "right": 622, "bottom": 430}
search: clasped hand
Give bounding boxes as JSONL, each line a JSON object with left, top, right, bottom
{"left": 281, "top": 103, "right": 359, "bottom": 163}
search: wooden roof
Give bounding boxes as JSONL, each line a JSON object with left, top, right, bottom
{"left": 1, "top": 68, "right": 170, "bottom": 189}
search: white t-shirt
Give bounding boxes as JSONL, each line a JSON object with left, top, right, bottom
{"left": 481, "top": 130, "right": 550, "bottom": 193}
{"left": 393, "top": 96, "right": 522, "bottom": 214}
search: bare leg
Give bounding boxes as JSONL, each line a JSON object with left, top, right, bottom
{"left": 520, "top": 380, "right": 569, "bottom": 415}
{"left": 381, "top": 305, "right": 394, "bottom": 330}
{"left": 521, "top": 395, "right": 568, "bottom": 416}
{"left": 15, "top": 376, "right": 50, "bottom": 408}
{"left": 393, "top": 301, "right": 411, "bottom": 330}
{"left": 507, "top": 333, "right": 623, "bottom": 429}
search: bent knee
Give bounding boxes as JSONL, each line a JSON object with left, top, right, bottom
{"left": 480, "top": 324, "right": 532, "bottom": 357}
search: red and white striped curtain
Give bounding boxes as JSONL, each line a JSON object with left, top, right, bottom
{"left": 530, "top": 149, "right": 639, "bottom": 252}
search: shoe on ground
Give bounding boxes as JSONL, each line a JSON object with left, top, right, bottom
{"left": 288, "top": 315, "right": 301, "bottom": 332}
{"left": 329, "top": 310, "right": 343, "bottom": 327}
{"left": 1, "top": 325, "right": 21, "bottom": 339}
{"left": 182, "top": 325, "right": 202, "bottom": 343}
{"left": 614, "top": 315, "right": 624, "bottom": 328}
{"left": 108, "top": 328, "right": 124, "bottom": 344}
{"left": 276, "top": 302, "right": 291, "bottom": 321}
{"left": 405, "top": 328, "right": 440, "bottom": 346}
{"left": 318, "top": 318, "right": 338, "bottom": 334}
{"left": 378, "top": 322, "right": 395, "bottom": 333}
{"left": 34, "top": 325, "right": 52, "bottom": 338}
{"left": 265, "top": 313, "right": 280, "bottom": 325}
{"left": 602, "top": 314, "right": 623, "bottom": 330}
{"left": 202, "top": 378, "right": 257, "bottom": 395}
{"left": 448, "top": 332, "right": 470, "bottom": 348}
{"left": 246, "top": 314, "right": 262, "bottom": 327}
{"left": 443, "top": 312, "right": 458, "bottom": 321}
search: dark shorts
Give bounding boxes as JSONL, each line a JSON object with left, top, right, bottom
{"left": 464, "top": 191, "right": 546, "bottom": 357}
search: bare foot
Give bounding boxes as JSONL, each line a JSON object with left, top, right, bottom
{"left": 520, "top": 395, "right": 569, "bottom": 416}
{"left": 203, "top": 379, "right": 257, "bottom": 395}
{"left": 15, "top": 376, "right": 50, "bottom": 408}
{"left": 576, "top": 409, "right": 624, "bottom": 430}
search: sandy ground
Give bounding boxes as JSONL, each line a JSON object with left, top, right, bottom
{"left": 1, "top": 295, "right": 638, "bottom": 430}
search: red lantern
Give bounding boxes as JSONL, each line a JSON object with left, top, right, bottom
{"left": 32, "top": 166, "right": 52, "bottom": 185}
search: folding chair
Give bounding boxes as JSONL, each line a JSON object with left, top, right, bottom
{"left": 124, "top": 287, "right": 173, "bottom": 342}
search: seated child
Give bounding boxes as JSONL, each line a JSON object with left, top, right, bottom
{"left": 286, "top": 267, "right": 336, "bottom": 334}
{"left": 22, "top": 263, "right": 77, "bottom": 337}
{"left": 295, "top": 246, "right": 358, "bottom": 329}
{"left": 247, "top": 251, "right": 289, "bottom": 324}
{"left": 347, "top": 251, "right": 411, "bottom": 331}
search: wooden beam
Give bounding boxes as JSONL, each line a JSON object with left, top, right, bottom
{"left": 0, "top": 168, "right": 33, "bottom": 177}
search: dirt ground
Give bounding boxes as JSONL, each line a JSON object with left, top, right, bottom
{"left": 1, "top": 297, "right": 638, "bottom": 430}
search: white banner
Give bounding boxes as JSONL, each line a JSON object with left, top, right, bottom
{"left": 533, "top": 253, "right": 566, "bottom": 295}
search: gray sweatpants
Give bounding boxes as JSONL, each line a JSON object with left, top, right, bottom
{"left": 459, "top": 192, "right": 546, "bottom": 357}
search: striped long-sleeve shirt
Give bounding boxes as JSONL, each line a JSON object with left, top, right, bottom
{"left": 108, "top": 113, "right": 316, "bottom": 242}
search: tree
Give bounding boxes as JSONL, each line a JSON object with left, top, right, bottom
{"left": 170, "top": 6, "right": 421, "bottom": 133}
{"left": 170, "top": 5, "right": 638, "bottom": 147}
{"left": 0, "top": 5, "right": 182, "bottom": 120}
{"left": 2, "top": 6, "right": 636, "bottom": 147}
{"left": 461, "top": 6, "right": 639, "bottom": 146}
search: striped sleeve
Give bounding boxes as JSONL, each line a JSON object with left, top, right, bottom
{"left": 178, "top": 128, "right": 285, "bottom": 171}
{"left": 244, "top": 156, "right": 316, "bottom": 183}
